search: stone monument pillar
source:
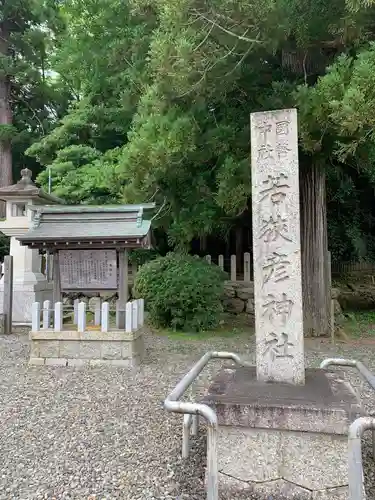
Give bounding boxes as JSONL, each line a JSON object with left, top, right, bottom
{"left": 0, "top": 169, "right": 62, "bottom": 324}
{"left": 251, "top": 109, "right": 304, "bottom": 385}
{"left": 203, "top": 109, "right": 366, "bottom": 499}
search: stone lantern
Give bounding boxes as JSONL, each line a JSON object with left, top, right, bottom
{"left": 0, "top": 168, "right": 63, "bottom": 324}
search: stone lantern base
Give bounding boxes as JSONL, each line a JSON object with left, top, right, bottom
{"left": 0, "top": 280, "right": 53, "bottom": 325}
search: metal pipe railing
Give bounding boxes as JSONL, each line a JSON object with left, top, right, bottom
{"left": 348, "top": 417, "right": 375, "bottom": 500}
{"left": 320, "top": 358, "right": 375, "bottom": 390}
{"left": 320, "top": 357, "right": 375, "bottom": 500}
{"left": 164, "top": 351, "right": 247, "bottom": 500}
{"left": 167, "top": 355, "right": 375, "bottom": 500}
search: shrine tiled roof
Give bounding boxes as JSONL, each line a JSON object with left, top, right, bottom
{"left": 17, "top": 204, "right": 155, "bottom": 248}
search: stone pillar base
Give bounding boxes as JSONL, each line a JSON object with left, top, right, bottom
{"left": 29, "top": 328, "right": 145, "bottom": 367}
{"left": 203, "top": 366, "right": 365, "bottom": 499}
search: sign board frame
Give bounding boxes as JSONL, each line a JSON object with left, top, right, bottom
{"left": 59, "top": 249, "right": 117, "bottom": 291}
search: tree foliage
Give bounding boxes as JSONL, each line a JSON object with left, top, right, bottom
{"left": 24, "top": 0, "right": 375, "bottom": 261}
{"left": 1, "top": 0, "right": 71, "bottom": 181}
{"left": 12, "top": 0, "right": 375, "bottom": 270}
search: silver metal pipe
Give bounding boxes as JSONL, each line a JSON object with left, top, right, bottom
{"left": 320, "top": 358, "right": 375, "bottom": 390}
{"left": 320, "top": 358, "right": 357, "bottom": 370}
{"left": 191, "top": 414, "right": 199, "bottom": 436}
{"left": 348, "top": 417, "right": 375, "bottom": 500}
{"left": 164, "top": 350, "right": 245, "bottom": 500}
{"left": 320, "top": 358, "right": 375, "bottom": 498}
{"left": 167, "top": 351, "right": 243, "bottom": 402}
{"left": 182, "top": 414, "right": 192, "bottom": 459}
{"left": 356, "top": 361, "right": 375, "bottom": 390}
{"left": 165, "top": 400, "right": 218, "bottom": 500}
{"left": 207, "top": 419, "right": 218, "bottom": 500}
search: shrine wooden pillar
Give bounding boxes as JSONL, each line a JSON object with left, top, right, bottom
{"left": 53, "top": 251, "right": 61, "bottom": 303}
{"left": 117, "top": 248, "right": 129, "bottom": 329}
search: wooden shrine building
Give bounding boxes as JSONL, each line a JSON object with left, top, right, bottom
{"left": 17, "top": 204, "right": 155, "bottom": 327}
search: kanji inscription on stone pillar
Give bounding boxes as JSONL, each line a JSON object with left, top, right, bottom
{"left": 250, "top": 108, "right": 304, "bottom": 385}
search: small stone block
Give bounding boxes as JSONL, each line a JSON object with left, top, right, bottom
{"left": 252, "top": 478, "right": 311, "bottom": 500}
{"left": 101, "top": 341, "right": 122, "bottom": 360}
{"left": 30, "top": 340, "right": 40, "bottom": 358}
{"left": 45, "top": 358, "right": 68, "bottom": 366}
{"left": 282, "top": 432, "right": 348, "bottom": 490}
{"left": 38, "top": 340, "right": 60, "bottom": 358}
{"left": 59, "top": 341, "right": 81, "bottom": 359}
{"left": 122, "top": 342, "right": 131, "bottom": 358}
{"left": 67, "top": 359, "right": 89, "bottom": 368}
{"left": 108, "top": 359, "right": 131, "bottom": 367}
{"left": 79, "top": 341, "right": 102, "bottom": 359}
{"left": 217, "top": 427, "right": 280, "bottom": 482}
{"left": 312, "top": 486, "right": 348, "bottom": 500}
{"left": 29, "top": 357, "right": 45, "bottom": 366}
{"left": 89, "top": 359, "right": 106, "bottom": 367}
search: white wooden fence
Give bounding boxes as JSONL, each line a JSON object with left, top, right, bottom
{"left": 31, "top": 298, "right": 144, "bottom": 333}
{"left": 200, "top": 252, "right": 252, "bottom": 282}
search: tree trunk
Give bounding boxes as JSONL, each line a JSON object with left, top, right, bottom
{"left": 0, "top": 24, "right": 13, "bottom": 218}
{"left": 300, "top": 160, "right": 330, "bottom": 336}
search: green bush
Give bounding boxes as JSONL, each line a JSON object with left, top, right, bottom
{"left": 134, "top": 252, "right": 226, "bottom": 331}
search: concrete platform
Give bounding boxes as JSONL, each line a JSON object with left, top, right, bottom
{"left": 202, "top": 366, "right": 365, "bottom": 499}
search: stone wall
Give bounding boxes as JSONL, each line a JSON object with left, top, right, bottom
{"left": 222, "top": 281, "right": 346, "bottom": 324}
{"left": 222, "top": 281, "right": 255, "bottom": 320}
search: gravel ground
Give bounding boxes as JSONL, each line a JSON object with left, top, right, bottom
{"left": 0, "top": 331, "right": 375, "bottom": 500}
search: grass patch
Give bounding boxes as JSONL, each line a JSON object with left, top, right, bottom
{"left": 343, "top": 310, "right": 375, "bottom": 339}
{"left": 152, "top": 314, "right": 254, "bottom": 341}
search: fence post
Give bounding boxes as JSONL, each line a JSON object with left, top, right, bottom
{"left": 138, "top": 298, "right": 144, "bottom": 327}
{"left": 54, "top": 301, "right": 63, "bottom": 332}
{"left": 132, "top": 300, "right": 139, "bottom": 331}
{"left": 101, "top": 302, "right": 109, "bottom": 333}
{"left": 94, "top": 299, "right": 101, "bottom": 326}
{"left": 125, "top": 301, "right": 132, "bottom": 333}
{"left": 218, "top": 254, "right": 224, "bottom": 271}
{"left": 78, "top": 301, "right": 86, "bottom": 333}
{"left": 230, "top": 254, "right": 236, "bottom": 281}
{"left": 244, "top": 252, "right": 251, "bottom": 282}
{"left": 31, "top": 302, "right": 41, "bottom": 332}
{"left": 115, "top": 299, "right": 120, "bottom": 329}
{"left": 3, "top": 255, "right": 13, "bottom": 335}
{"left": 73, "top": 299, "right": 79, "bottom": 324}
{"left": 43, "top": 300, "right": 51, "bottom": 329}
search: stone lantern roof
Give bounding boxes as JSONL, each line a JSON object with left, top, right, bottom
{"left": 0, "top": 168, "right": 63, "bottom": 204}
